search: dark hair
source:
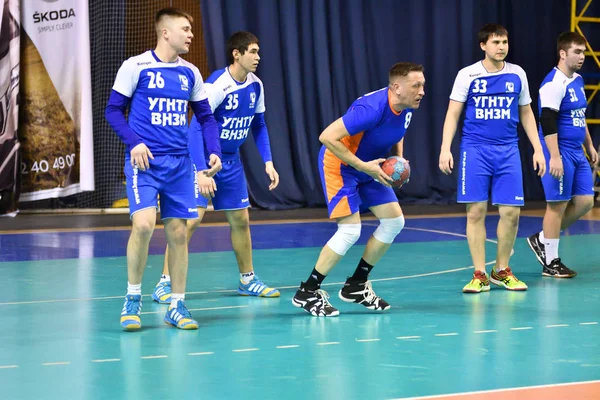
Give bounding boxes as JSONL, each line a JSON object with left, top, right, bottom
{"left": 478, "top": 23, "right": 508, "bottom": 45}
{"left": 389, "top": 62, "right": 424, "bottom": 82}
{"left": 155, "top": 7, "right": 193, "bottom": 26}
{"left": 226, "top": 31, "right": 259, "bottom": 65}
{"left": 557, "top": 31, "right": 586, "bottom": 57}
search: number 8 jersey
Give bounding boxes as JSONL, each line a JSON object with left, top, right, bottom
{"left": 450, "top": 61, "right": 531, "bottom": 146}
{"left": 111, "top": 50, "right": 208, "bottom": 155}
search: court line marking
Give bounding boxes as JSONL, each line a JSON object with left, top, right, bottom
{"left": 188, "top": 352, "right": 214, "bottom": 356}
{"left": 397, "top": 336, "right": 421, "bottom": 340}
{"left": 0, "top": 226, "right": 501, "bottom": 306}
{"left": 510, "top": 326, "right": 533, "bottom": 330}
{"left": 141, "top": 355, "right": 167, "bottom": 359}
{"left": 141, "top": 305, "right": 248, "bottom": 315}
{"left": 355, "top": 338, "right": 381, "bottom": 342}
{"left": 580, "top": 322, "right": 598, "bottom": 325}
{"left": 91, "top": 359, "right": 120, "bottom": 363}
{"left": 0, "top": 365, "right": 18, "bottom": 369}
{"left": 434, "top": 333, "right": 459, "bottom": 337}
{"left": 232, "top": 348, "right": 259, "bottom": 353}
{"left": 389, "top": 379, "right": 600, "bottom": 400}
{"left": 473, "top": 330, "right": 497, "bottom": 334}
{"left": 41, "top": 362, "right": 70, "bottom": 366}
{"left": 317, "top": 342, "right": 340, "bottom": 346}
{"left": 546, "top": 324, "right": 569, "bottom": 328}
{"left": 276, "top": 345, "right": 300, "bottom": 349}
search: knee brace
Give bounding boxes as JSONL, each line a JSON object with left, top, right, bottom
{"left": 373, "top": 216, "right": 405, "bottom": 244}
{"left": 326, "top": 223, "right": 361, "bottom": 256}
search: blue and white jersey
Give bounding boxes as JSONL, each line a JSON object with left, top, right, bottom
{"left": 538, "top": 68, "right": 587, "bottom": 151}
{"left": 450, "top": 61, "right": 531, "bottom": 146}
{"left": 205, "top": 68, "right": 265, "bottom": 159}
{"left": 112, "top": 50, "right": 208, "bottom": 156}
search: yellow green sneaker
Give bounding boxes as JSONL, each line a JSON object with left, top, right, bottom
{"left": 462, "top": 270, "right": 490, "bottom": 293}
{"left": 490, "top": 267, "right": 527, "bottom": 291}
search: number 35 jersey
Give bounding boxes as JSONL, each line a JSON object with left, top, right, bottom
{"left": 450, "top": 61, "right": 531, "bottom": 147}
{"left": 203, "top": 68, "right": 265, "bottom": 159}
{"left": 538, "top": 67, "right": 587, "bottom": 151}
{"left": 112, "top": 50, "right": 208, "bottom": 156}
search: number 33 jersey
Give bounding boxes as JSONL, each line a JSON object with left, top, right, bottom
{"left": 112, "top": 50, "right": 208, "bottom": 156}
{"left": 450, "top": 61, "right": 531, "bottom": 147}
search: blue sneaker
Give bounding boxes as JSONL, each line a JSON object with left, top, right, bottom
{"left": 151, "top": 281, "right": 171, "bottom": 304}
{"left": 164, "top": 300, "right": 198, "bottom": 330}
{"left": 120, "top": 294, "right": 142, "bottom": 330}
{"left": 237, "top": 276, "right": 280, "bottom": 297}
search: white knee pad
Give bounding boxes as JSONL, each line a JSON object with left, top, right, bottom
{"left": 373, "top": 216, "right": 405, "bottom": 244}
{"left": 326, "top": 223, "right": 361, "bottom": 256}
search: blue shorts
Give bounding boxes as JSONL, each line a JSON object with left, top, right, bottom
{"left": 457, "top": 144, "right": 524, "bottom": 206}
{"left": 541, "top": 147, "right": 593, "bottom": 201}
{"left": 196, "top": 157, "right": 250, "bottom": 210}
{"left": 124, "top": 155, "right": 198, "bottom": 219}
{"left": 318, "top": 146, "right": 398, "bottom": 219}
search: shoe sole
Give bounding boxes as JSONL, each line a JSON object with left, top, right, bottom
{"left": 291, "top": 297, "right": 339, "bottom": 317}
{"left": 490, "top": 277, "right": 527, "bottom": 291}
{"left": 152, "top": 295, "right": 171, "bottom": 304}
{"left": 164, "top": 318, "right": 199, "bottom": 330}
{"left": 238, "top": 290, "right": 281, "bottom": 298}
{"left": 526, "top": 237, "right": 546, "bottom": 267}
{"left": 338, "top": 291, "right": 391, "bottom": 311}
{"left": 462, "top": 285, "right": 490, "bottom": 293}
{"left": 542, "top": 272, "right": 577, "bottom": 278}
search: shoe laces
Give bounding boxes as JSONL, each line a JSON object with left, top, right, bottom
{"left": 362, "top": 281, "right": 379, "bottom": 305}
{"left": 125, "top": 297, "right": 141, "bottom": 314}
{"left": 175, "top": 301, "right": 193, "bottom": 318}
{"left": 315, "top": 289, "right": 333, "bottom": 308}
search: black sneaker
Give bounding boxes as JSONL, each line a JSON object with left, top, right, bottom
{"left": 292, "top": 285, "right": 339, "bottom": 317}
{"left": 543, "top": 258, "right": 577, "bottom": 278}
{"left": 526, "top": 232, "right": 546, "bottom": 267}
{"left": 338, "top": 280, "right": 390, "bottom": 311}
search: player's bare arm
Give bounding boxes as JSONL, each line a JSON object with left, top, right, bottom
{"left": 319, "top": 118, "right": 392, "bottom": 186}
{"left": 438, "top": 100, "right": 464, "bottom": 175}
{"left": 394, "top": 138, "right": 404, "bottom": 159}
{"left": 519, "top": 104, "right": 546, "bottom": 177}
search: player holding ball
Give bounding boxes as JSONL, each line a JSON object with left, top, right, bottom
{"left": 292, "top": 62, "right": 425, "bottom": 317}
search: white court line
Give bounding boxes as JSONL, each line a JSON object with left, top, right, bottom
{"left": 510, "top": 326, "right": 533, "bottom": 330}
{"left": 188, "top": 352, "right": 214, "bottom": 356}
{"left": 397, "top": 336, "right": 421, "bottom": 340}
{"left": 580, "top": 322, "right": 598, "bottom": 325}
{"left": 276, "top": 345, "right": 300, "bottom": 349}
{"left": 42, "top": 362, "right": 70, "bottom": 366}
{"left": 317, "top": 342, "right": 340, "bottom": 346}
{"left": 546, "top": 324, "right": 569, "bottom": 328}
{"left": 473, "top": 330, "right": 497, "bottom": 334}
{"left": 92, "top": 359, "right": 120, "bottom": 363}
{"left": 0, "top": 365, "right": 18, "bottom": 369}
{"left": 356, "top": 338, "right": 381, "bottom": 342}
{"left": 140, "top": 355, "right": 167, "bottom": 359}
{"left": 141, "top": 305, "right": 248, "bottom": 315}
{"left": 388, "top": 379, "right": 600, "bottom": 400}
{"left": 0, "top": 225, "right": 501, "bottom": 306}
{"left": 434, "top": 333, "right": 458, "bottom": 337}
{"left": 232, "top": 348, "right": 259, "bottom": 353}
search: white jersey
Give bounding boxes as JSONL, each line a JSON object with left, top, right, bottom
{"left": 112, "top": 50, "right": 207, "bottom": 155}
{"left": 450, "top": 61, "right": 531, "bottom": 146}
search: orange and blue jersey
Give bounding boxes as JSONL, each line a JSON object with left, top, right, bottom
{"left": 319, "top": 88, "right": 414, "bottom": 219}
